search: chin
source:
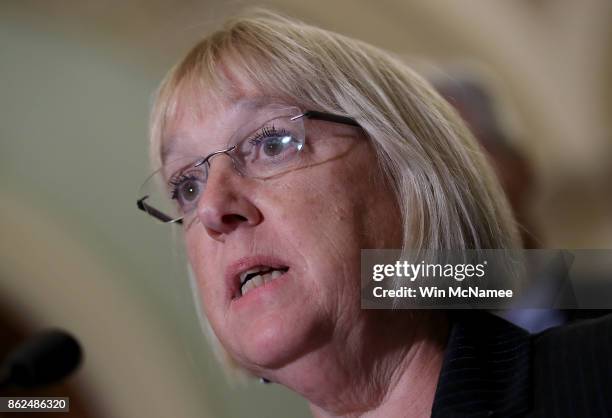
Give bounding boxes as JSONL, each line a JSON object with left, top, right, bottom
{"left": 233, "top": 310, "right": 329, "bottom": 371}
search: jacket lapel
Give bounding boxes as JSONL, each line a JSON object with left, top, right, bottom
{"left": 431, "top": 312, "right": 531, "bottom": 418}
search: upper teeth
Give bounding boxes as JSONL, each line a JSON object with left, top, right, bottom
{"left": 239, "top": 267, "right": 286, "bottom": 297}
{"left": 240, "top": 267, "right": 267, "bottom": 285}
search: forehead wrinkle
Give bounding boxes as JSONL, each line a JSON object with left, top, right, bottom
{"left": 160, "top": 95, "right": 299, "bottom": 164}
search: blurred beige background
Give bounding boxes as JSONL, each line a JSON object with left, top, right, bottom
{"left": 1, "top": 1, "right": 610, "bottom": 417}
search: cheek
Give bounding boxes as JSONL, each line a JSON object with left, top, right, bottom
{"left": 184, "top": 234, "right": 224, "bottom": 314}
{"left": 293, "top": 161, "right": 394, "bottom": 247}
{"left": 264, "top": 177, "right": 358, "bottom": 254}
{"left": 263, "top": 164, "right": 378, "bottom": 287}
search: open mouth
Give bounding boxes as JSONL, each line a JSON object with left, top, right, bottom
{"left": 238, "top": 266, "right": 289, "bottom": 297}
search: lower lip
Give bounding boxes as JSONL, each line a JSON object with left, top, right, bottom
{"left": 231, "top": 271, "right": 291, "bottom": 310}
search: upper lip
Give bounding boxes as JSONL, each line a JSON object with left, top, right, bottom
{"left": 225, "top": 255, "right": 291, "bottom": 300}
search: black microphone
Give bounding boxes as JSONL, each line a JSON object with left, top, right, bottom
{"left": 0, "top": 329, "right": 82, "bottom": 389}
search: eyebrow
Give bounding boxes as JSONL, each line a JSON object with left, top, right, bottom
{"left": 160, "top": 95, "right": 295, "bottom": 164}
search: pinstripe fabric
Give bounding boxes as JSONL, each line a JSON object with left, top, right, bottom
{"left": 431, "top": 312, "right": 531, "bottom": 418}
{"left": 430, "top": 312, "right": 612, "bottom": 418}
{"left": 530, "top": 314, "right": 612, "bottom": 418}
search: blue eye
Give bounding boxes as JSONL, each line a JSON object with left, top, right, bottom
{"left": 249, "top": 126, "right": 300, "bottom": 161}
{"left": 169, "top": 173, "right": 203, "bottom": 211}
{"left": 261, "top": 135, "right": 295, "bottom": 157}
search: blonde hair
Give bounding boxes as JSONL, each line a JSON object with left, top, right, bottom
{"left": 149, "top": 9, "right": 521, "bottom": 377}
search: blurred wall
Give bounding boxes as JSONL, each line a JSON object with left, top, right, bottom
{"left": 1, "top": 1, "right": 610, "bottom": 417}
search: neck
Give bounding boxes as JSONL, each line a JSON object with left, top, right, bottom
{"left": 271, "top": 311, "right": 449, "bottom": 418}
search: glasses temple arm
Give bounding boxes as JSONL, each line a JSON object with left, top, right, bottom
{"left": 299, "top": 111, "right": 360, "bottom": 127}
{"left": 137, "top": 196, "right": 183, "bottom": 224}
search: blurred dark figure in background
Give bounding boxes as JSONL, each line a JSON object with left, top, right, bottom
{"left": 433, "top": 76, "right": 539, "bottom": 249}
{"left": 434, "top": 73, "right": 611, "bottom": 329}
{"left": 433, "top": 75, "right": 569, "bottom": 332}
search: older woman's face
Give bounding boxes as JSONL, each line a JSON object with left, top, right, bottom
{"left": 164, "top": 91, "right": 402, "bottom": 374}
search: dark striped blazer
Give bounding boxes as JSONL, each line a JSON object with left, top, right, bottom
{"left": 431, "top": 312, "right": 612, "bottom": 417}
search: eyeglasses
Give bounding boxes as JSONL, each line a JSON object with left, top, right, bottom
{"left": 137, "top": 107, "right": 360, "bottom": 226}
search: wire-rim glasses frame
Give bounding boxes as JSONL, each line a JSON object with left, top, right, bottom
{"left": 137, "top": 110, "right": 360, "bottom": 225}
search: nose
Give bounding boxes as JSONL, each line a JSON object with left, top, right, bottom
{"left": 195, "top": 155, "right": 262, "bottom": 241}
